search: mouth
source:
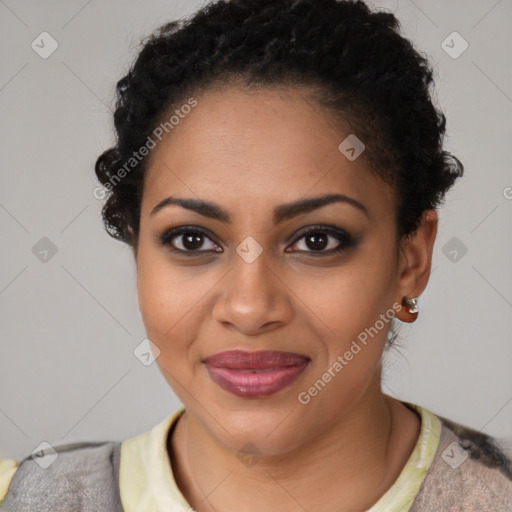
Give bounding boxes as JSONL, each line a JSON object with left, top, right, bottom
{"left": 203, "top": 350, "right": 310, "bottom": 398}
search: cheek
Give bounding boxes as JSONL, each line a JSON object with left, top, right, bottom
{"left": 294, "top": 271, "right": 392, "bottom": 420}
{"left": 136, "top": 264, "right": 197, "bottom": 390}
{"left": 136, "top": 244, "right": 184, "bottom": 347}
{"left": 289, "top": 245, "right": 396, "bottom": 375}
{"left": 135, "top": 245, "right": 215, "bottom": 370}
{"left": 289, "top": 256, "right": 393, "bottom": 340}
{"left": 136, "top": 240, "right": 191, "bottom": 326}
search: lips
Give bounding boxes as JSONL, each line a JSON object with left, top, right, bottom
{"left": 203, "top": 350, "right": 310, "bottom": 398}
{"left": 204, "top": 349, "right": 309, "bottom": 369}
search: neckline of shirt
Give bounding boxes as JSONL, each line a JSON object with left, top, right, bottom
{"left": 119, "top": 400, "right": 442, "bottom": 512}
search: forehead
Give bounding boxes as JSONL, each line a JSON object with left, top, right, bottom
{"left": 141, "top": 86, "right": 395, "bottom": 222}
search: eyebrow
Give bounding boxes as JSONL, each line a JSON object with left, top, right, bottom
{"left": 149, "top": 193, "right": 369, "bottom": 224}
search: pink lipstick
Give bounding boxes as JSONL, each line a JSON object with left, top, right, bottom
{"left": 203, "top": 350, "right": 310, "bottom": 398}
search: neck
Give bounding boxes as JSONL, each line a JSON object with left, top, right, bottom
{"left": 168, "top": 379, "right": 420, "bottom": 512}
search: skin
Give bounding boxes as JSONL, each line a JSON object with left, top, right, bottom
{"left": 132, "top": 85, "right": 438, "bottom": 512}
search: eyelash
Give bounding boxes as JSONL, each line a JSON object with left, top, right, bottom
{"left": 157, "top": 225, "right": 356, "bottom": 257}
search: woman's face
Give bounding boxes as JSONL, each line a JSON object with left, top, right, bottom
{"left": 135, "top": 86, "right": 426, "bottom": 454}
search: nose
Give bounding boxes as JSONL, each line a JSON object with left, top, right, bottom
{"left": 212, "top": 249, "right": 293, "bottom": 336}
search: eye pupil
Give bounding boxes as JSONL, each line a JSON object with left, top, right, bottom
{"left": 183, "top": 232, "right": 204, "bottom": 250}
{"left": 306, "top": 232, "right": 328, "bottom": 251}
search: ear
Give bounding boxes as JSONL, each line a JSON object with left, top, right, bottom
{"left": 395, "top": 209, "right": 438, "bottom": 322}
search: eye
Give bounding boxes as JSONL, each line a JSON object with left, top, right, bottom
{"left": 158, "top": 227, "right": 222, "bottom": 255}
{"left": 286, "top": 225, "right": 356, "bottom": 255}
{"left": 157, "top": 224, "right": 356, "bottom": 257}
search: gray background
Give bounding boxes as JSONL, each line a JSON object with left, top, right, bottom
{"left": 0, "top": 0, "right": 511, "bottom": 461}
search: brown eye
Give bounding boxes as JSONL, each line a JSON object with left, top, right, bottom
{"left": 286, "top": 226, "right": 356, "bottom": 255}
{"left": 159, "top": 227, "right": 222, "bottom": 254}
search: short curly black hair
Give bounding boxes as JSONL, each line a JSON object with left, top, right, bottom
{"left": 95, "top": 0, "right": 463, "bottom": 250}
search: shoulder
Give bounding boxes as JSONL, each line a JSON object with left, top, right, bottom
{"left": 0, "top": 441, "right": 123, "bottom": 512}
{"left": 411, "top": 413, "right": 512, "bottom": 511}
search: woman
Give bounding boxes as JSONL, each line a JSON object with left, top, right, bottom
{"left": 1, "top": 0, "right": 511, "bottom": 510}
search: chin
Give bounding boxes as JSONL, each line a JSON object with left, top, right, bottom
{"left": 202, "top": 401, "right": 310, "bottom": 456}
